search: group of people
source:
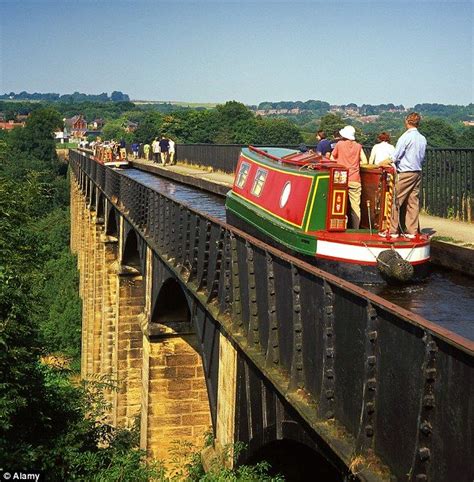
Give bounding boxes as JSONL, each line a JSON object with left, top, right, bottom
{"left": 142, "top": 137, "right": 176, "bottom": 165}
{"left": 317, "top": 112, "right": 427, "bottom": 238}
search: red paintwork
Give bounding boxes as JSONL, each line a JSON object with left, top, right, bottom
{"left": 314, "top": 252, "right": 428, "bottom": 266}
{"left": 314, "top": 230, "right": 430, "bottom": 248}
{"left": 234, "top": 154, "right": 314, "bottom": 227}
{"left": 360, "top": 166, "right": 395, "bottom": 231}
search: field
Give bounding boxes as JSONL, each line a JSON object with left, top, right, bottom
{"left": 132, "top": 99, "right": 217, "bottom": 109}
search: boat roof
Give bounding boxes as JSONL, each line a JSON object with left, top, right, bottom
{"left": 242, "top": 146, "right": 336, "bottom": 170}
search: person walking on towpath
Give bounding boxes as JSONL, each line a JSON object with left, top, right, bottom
{"left": 152, "top": 137, "right": 160, "bottom": 163}
{"left": 159, "top": 136, "right": 170, "bottom": 165}
{"left": 143, "top": 141, "right": 150, "bottom": 161}
{"left": 382, "top": 112, "right": 427, "bottom": 239}
{"left": 131, "top": 141, "right": 140, "bottom": 159}
{"left": 168, "top": 138, "right": 176, "bottom": 165}
{"left": 331, "top": 125, "right": 367, "bottom": 229}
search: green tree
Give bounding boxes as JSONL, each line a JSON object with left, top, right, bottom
{"left": 419, "top": 117, "right": 458, "bottom": 147}
{"left": 456, "top": 126, "right": 474, "bottom": 147}
{"left": 255, "top": 118, "right": 303, "bottom": 145}
{"left": 318, "top": 113, "right": 345, "bottom": 138}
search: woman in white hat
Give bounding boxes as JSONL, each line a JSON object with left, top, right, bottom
{"left": 331, "top": 125, "right": 368, "bottom": 229}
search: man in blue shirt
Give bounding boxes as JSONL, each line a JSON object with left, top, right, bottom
{"left": 385, "top": 112, "right": 427, "bottom": 238}
{"left": 315, "top": 130, "right": 332, "bottom": 158}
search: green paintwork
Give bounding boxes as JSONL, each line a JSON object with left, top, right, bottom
{"left": 305, "top": 175, "right": 330, "bottom": 232}
{"left": 226, "top": 193, "right": 318, "bottom": 257}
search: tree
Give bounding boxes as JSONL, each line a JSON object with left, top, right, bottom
{"left": 419, "top": 117, "right": 458, "bottom": 147}
{"left": 318, "top": 113, "right": 346, "bottom": 138}
{"left": 456, "top": 126, "right": 474, "bottom": 147}
{"left": 133, "top": 112, "right": 164, "bottom": 143}
{"left": 111, "top": 91, "right": 130, "bottom": 102}
{"left": 255, "top": 118, "right": 303, "bottom": 145}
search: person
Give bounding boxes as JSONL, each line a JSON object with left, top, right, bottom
{"left": 131, "top": 141, "right": 139, "bottom": 159}
{"left": 143, "top": 142, "right": 151, "bottom": 161}
{"left": 152, "top": 137, "right": 160, "bottom": 163}
{"left": 119, "top": 138, "right": 127, "bottom": 160}
{"left": 369, "top": 132, "right": 395, "bottom": 165}
{"left": 382, "top": 112, "right": 427, "bottom": 239}
{"left": 315, "top": 130, "right": 332, "bottom": 158}
{"left": 330, "top": 130, "right": 343, "bottom": 151}
{"left": 331, "top": 125, "right": 368, "bottom": 229}
{"left": 168, "top": 138, "right": 176, "bottom": 165}
{"left": 159, "top": 136, "right": 170, "bottom": 165}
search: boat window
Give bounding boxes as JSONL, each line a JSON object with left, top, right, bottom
{"left": 280, "top": 181, "right": 291, "bottom": 208}
{"left": 236, "top": 162, "right": 250, "bottom": 188}
{"left": 251, "top": 168, "right": 268, "bottom": 197}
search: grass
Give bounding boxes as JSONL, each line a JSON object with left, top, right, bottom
{"left": 56, "top": 142, "right": 79, "bottom": 149}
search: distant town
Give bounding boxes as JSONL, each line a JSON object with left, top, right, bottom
{"left": 1, "top": 91, "right": 473, "bottom": 147}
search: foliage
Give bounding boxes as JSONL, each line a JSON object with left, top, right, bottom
{"left": 317, "top": 113, "right": 346, "bottom": 138}
{"left": 0, "top": 106, "right": 159, "bottom": 480}
{"left": 0, "top": 91, "right": 130, "bottom": 103}
{"left": 419, "top": 117, "right": 458, "bottom": 147}
{"left": 164, "top": 438, "right": 284, "bottom": 482}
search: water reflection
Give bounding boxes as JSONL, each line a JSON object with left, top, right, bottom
{"left": 367, "top": 268, "right": 474, "bottom": 340}
{"left": 121, "top": 168, "right": 226, "bottom": 220}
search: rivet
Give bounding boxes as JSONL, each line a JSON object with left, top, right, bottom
{"left": 368, "top": 331, "right": 378, "bottom": 342}
{"left": 427, "top": 341, "right": 438, "bottom": 353}
{"left": 326, "top": 348, "right": 334, "bottom": 358}
{"left": 326, "top": 369, "right": 334, "bottom": 379}
{"left": 423, "top": 395, "right": 435, "bottom": 408}
{"left": 425, "top": 368, "right": 437, "bottom": 381}
{"left": 366, "top": 402, "right": 375, "bottom": 414}
{"left": 367, "top": 378, "right": 377, "bottom": 391}
{"left": 420, "top": 421, "right": 432, "bottom": 435}
{"left": 367, "top": 356, "right": 376, "bottom": 366}
{"left": 418, "top": 447, "right": 431, "bottom": 461}
{"left": 365, "top": 425, "right": 374, "bottom": 437}
{"left": 326, "top": 389, "right": 334, "bottom": 399}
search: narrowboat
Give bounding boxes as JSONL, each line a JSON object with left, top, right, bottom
{"left": 225, "top": 146, "right": 430, "bottom": 284}
{"left": 94, "top": 143, "right": 129, "bottom": 168}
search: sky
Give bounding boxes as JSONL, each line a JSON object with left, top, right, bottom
{"left": 0, "top": 0, "right": 472, "bottom": 106}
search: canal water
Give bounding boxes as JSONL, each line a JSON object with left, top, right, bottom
{"left": 120, "top": 168, "right": 474, "bottom": 341}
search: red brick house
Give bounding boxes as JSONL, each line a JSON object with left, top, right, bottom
{"left": 65, "top": 115, "right": 87, "bottom": 139}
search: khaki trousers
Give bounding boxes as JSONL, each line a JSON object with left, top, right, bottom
{"left": 160, "top": 152, "right": 169, "bottom": 164}
{"left": 348, "top": 181, "right": 362, "bottom": 229}
{"left": 390, "top": 171, "right": 422, "bottom": 235}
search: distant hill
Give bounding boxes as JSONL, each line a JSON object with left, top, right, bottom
{"left": 0, "top": 91, "right": 130, "bottom": 102}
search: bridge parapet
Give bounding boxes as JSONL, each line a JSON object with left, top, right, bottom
{"left": 70, "top": 150, "right": 473, "bottom": 481}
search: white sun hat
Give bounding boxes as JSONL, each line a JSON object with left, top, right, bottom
{"left": 339, "top": 125, "right": 356, "bottom": 141}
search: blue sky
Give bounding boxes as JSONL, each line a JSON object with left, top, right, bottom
{"left": 0, "top": 0, "right": 472, "bottom": 106}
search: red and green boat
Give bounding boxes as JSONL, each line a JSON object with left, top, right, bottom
{"left": 225, "top": 146, "right": 430, "bottom": 284}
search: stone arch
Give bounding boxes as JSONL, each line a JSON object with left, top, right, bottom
{"left": 245, "top": 439, "right": 343, "bottom": 482}
{"left": 90, "top": 184, "right": 97, "bottom": 210}
{"left": 143, "top": 273, "right": 213, "bottom": 464}
{"left": 106, "top": 208, "right": 118, "bottom": 237}
{"left": 122, "top": 229, "right": 142, "bottom": 271}
{"left": 97, "top": 192, "right": 105, "bottom": 222}
{"left": 152, "top": 278, "right": 191, "bottom": 327}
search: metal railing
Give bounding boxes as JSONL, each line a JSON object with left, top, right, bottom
{"left": 176, "top": 144, "right": 474, "bottom": 222}
{"left": 70, "top": 149, "right": 473, "bottom": 482}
